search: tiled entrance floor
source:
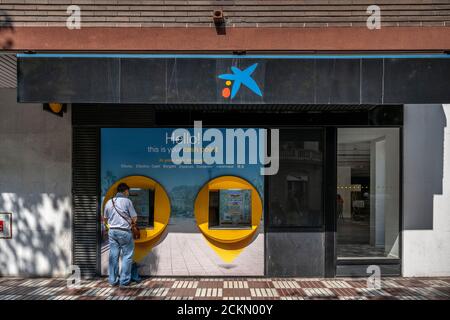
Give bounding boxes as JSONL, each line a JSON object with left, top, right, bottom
{"left": 0, "top": 277, "right": 449, "bottom": 300}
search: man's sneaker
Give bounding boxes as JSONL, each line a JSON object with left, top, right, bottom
{"left": 119, "top": 282, "right": 132, "bottom": 289}
{"left": 131, "top": 278, "right": 142, "bottom": 284}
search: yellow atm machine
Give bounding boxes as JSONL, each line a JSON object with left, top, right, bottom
{"left": 194, "top": 176, "right": 263, "bottom": 262}
{"left": 102, "top": 176, "right": 171, "bottom": 263}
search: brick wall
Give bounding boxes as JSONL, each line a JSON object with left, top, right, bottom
{"left": 1, "top": 0, "right": 450, "bottom": 28}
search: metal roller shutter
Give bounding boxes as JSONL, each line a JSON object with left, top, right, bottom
{"left": 72, "top": 126, "right": 99, "bottom": 278}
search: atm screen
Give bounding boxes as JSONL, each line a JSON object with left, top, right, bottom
{"left": 128, "top": 188, "right": 155, "bottom": 228}
{"left": 209, "top": 189, "right": 251, "bottom": 228}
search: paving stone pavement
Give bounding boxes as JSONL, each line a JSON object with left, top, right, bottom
{"left": 0, "top": 277, "right": 449, "bottom": 300}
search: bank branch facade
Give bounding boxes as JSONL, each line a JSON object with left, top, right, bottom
{"left": 0, "top": 51, "right": 441, "bottom": 279}
{"left": 1, "top": 1, "right": 450, "bottom": 279}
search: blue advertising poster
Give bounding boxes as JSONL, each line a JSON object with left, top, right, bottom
{"left": 101, "top": 128, "right": 264, "bottom": 218}
{"left": 100, "top": 128, "right": 265, "bottom": 276}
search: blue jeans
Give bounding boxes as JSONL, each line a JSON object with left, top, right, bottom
{"left": 108, "top": 229, "right": 134, "bottom": 286}
{"left": 131, "top": 262, "right": 141, "bottom": 282}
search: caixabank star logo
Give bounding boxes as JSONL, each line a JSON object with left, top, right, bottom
{"left": 218, "top": 63, "right": 263, "bottom": 99}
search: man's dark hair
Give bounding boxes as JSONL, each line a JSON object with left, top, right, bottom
{"left": 117, "top": 183, "right": 130, "bottom": 193}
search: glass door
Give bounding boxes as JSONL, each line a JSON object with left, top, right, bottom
{"left": 336, "top": 128, "right": 400, "bottom": 260}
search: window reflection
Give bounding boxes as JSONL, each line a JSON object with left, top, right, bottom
{"left": 269, "top": 129, "right": 323, "bottom": 227}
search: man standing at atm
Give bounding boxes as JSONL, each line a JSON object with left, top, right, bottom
{"left": 103, "top": 183, "right": 138, "bottom": 287}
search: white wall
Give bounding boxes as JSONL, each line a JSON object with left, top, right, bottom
{"left": 384, "top": 131, "right": 400, "bottom": 257}
{"left": 369, "top": 141, "right": 377, "bottom": 246}
{"left": 403, "top": 104, "right": 450, "bottom": 276}
{"left": 0, "top": 88, "right": 72, "bottom": 277}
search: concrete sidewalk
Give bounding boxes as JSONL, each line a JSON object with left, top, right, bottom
{"left": 0, "top": 277, "right": 449, "bottom": 300}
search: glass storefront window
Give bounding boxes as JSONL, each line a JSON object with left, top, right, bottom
{"left": 269, "top": 129, "right": 323, "bottom": 227}
{"left": 337, "top": 128, "right": 400, "bottom": 259}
